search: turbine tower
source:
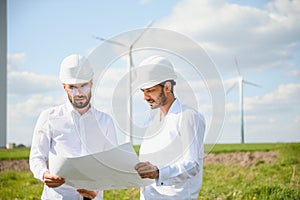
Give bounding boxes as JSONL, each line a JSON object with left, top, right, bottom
{"left": 94, "top": 21, "right": 153, "bottom": 144}
{"left": 0, "top": 0, "right": 7, "bottom": 148}
{"left": 226, "top": 58, "right": 260, "bottom": 143}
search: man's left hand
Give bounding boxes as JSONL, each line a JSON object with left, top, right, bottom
{"left": 135, "top": 161, "right": 159, "bottom": 179}
{"left": 77, "top": 189, "right": 98, "bottom": 199}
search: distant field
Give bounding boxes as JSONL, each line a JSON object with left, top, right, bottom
{"left": 204, "top": 142, "right": 286, "bottom": 153}
{"left": 0, "top": 147, "right": 30, "bottom": 160}
{"left": 0, "top": 142, "right": 299, "bottom": 199}
{"left": 0, "top": 142, "right": 291, "bottom": 160}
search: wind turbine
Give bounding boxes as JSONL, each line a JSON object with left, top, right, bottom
{"left": 94, "top": 21, "right": 154, "bottom": 144}
{"left": 226, "top": 57, "right": 260, "bottom": 143}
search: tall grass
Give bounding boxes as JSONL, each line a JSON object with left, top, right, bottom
{"left": 0, "top": 143, "right": 299, "bottom": 199}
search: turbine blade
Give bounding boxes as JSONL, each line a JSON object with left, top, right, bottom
{"left": 243, "top": 80, "right": 261, "bottom": 87}
{"left": 93, "top": 36, "right": 127, "bottom": 47}
{"left": 131, "top": 20, "right": 154, "bottom": 46}
{"left": 129, "top": 20, "right": 154, "bottom": 71}
{"left": 234, "top": 57, "right": 241, "bottom": 76}
{"left": 226, "top": 82, "right": 238, "bottom": 95}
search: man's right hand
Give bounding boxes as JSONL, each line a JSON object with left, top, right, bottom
{"left": 43, "top": 170, "right": 65, "bottom": 188}
{"left": 135, "top": 161, "right": 159, "bottom": 179}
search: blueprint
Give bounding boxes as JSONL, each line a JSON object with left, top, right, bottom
{"left": 51, "top": 143, "right": 153, "bottom": 190}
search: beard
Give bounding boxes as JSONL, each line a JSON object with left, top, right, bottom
{"left": 148, "top": 88, "right": 167, "bottom": 109}
{"left": 68, "top": 91, "right": 92, "bottom": 109}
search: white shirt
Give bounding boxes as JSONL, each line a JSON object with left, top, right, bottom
{"left": 139, "top": 99, "right": 205, "bottom": 200}
{"left": 29, "top": 102, "right": 118, "bottom": 200}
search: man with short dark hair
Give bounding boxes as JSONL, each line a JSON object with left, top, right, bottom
{"left": 134, "top": 55, "right": 206, "bottom": 200}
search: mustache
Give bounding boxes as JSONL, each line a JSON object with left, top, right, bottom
{"left": 74, "top": 95, "right": 87, "bottom": 100}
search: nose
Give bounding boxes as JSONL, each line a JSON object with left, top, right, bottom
{"left": 72, "top": 87, "right": 84, "bottom": 95}
{"left": 143, "top": 92, "right": 150, "bottom": 101}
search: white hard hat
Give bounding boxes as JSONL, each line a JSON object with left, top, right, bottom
{"left": 59, "top": 54, "right": 94, "bottom": 84}
{"left": 132, "top": 55, "right": 177, "bottom": 90}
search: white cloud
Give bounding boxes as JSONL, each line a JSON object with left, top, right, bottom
{"left": 138, "top": 0, "right": 152, "bottom": 5}
{"left": 6, "top": 53, "right": 66, "bottom": 144}
{"left": 7, "top": 94, "right": 66, "bottom": 145}
{"left": 7, "top": 53, "right": 61, "bottom": 95}
{"left": 157, "top": 0, "right": 300, "bottom": 71}
{"left": 286, "top": 69, "right": 300, "bottom": 77}
{"left": 8, "top": 71, "right": 60, "bottom": 95}
{"left": 7, "top": 52, "right": 26, "bottom": 71}
{"left": 7, "top": 1, "right": 300, "bottom": 145}
{"left": 220, "top": 82, "right": 300, "bottom": 142}
{"left": 246, "top": 83, "right": 300, "bottom": 108}
{"left": 223, "top": 83, "right": 300, "bottom": 116}
{"left": 9, "top": 94, "right": 65, "bottom": 121}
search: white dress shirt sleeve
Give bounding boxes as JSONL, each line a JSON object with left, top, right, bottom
{"left": 29, "top": 110, "right": 51, "bottom": 182}
{"left": 156, "top": 111, "right": 205, "bottom": 186}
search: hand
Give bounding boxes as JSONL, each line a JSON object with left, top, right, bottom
{"left": 43, "top": 170, "right": 65, "bottom": 188}
{"left": 77, "top": 189, "right": 98, "bottom": 199}
{"left": 134, "top": 161, "right": 159, "bottom": 179}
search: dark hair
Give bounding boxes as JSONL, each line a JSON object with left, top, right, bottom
{"left": 159, "top": 80, "right": 176, "bottom": 93}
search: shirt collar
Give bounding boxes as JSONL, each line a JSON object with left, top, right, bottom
{"left": 166, "top": 98, "right": 182, "bottom": 115}
{"left": 65, "top": 101, "right": 94, "bottom": 116}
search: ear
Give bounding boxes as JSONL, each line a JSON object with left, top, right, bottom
{"left": 62, "top": 84, "right": 67, "bottom": 90}
{"left": 164, "top": 81, "right": 172, "bottom": 93}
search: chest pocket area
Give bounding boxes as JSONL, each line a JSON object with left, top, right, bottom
{"left": 49, "top": 117, "right": 81, "bottom": 156}
{"left": 140, "top": 126, "right": 183, "bottom": 167}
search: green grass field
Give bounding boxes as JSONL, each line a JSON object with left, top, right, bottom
{"left": 0, "top": 143, "right": 299, "bottom": 199}
{"left": 0, "top": 147, "right": 30, "bottom": 160}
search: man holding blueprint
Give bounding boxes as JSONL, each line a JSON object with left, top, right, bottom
{"left": 133, "top": 55, "right": 206, "bottom": 200}
{"left": 29, "top": 54, "right": 118, "bottom": 200}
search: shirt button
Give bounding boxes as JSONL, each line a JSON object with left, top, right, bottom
{"left": 161, "top": 182, "right": 163, "bottom": 185}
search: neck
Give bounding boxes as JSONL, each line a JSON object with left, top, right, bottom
{"left": 74, "top": 104, "right": 91, "bottom": 115}
{"left": 160, "top": 96, "right": 175, "bottom": 120}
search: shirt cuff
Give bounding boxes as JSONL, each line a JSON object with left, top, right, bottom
{"left": 39, "top": 168, "right": 49, "bottom": 182}
{"left": 156, "top": 166, "right": 171, "bottom": 186}
{"left": 94, "top": 191, "right": 104, "bottom": 200}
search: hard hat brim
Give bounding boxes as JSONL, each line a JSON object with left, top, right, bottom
{"left": 61, "top": 78, "right": 92, "bottom": 85}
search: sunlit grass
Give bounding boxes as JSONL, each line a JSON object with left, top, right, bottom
{"left": 204, "top": 143, "right": 287, "bottom": 154}
{"left": 0, "top": 171, "right": 42, "bottom": 199}
{"left": 0, "top": 143, "right": 299, "bottom": 199}
{"left": 0, "top": 147, "right": 30, "bottom": 160}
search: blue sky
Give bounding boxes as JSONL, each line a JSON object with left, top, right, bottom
{"left": 7, "top": 0, "right": 300, "bottom": 145}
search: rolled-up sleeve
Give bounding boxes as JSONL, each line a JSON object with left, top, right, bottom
{"left": 156, "top": 111, "right": 205, "bottom": 186}
{"left": 156, "top": 160, "right": 200, "bottom": 186}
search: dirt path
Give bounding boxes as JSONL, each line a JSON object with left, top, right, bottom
{"left": 0, "top": 151, "right": 278, "bottom": 172}
{"left": 204, "top": 151, "right": 278, "bottom": 167}
{"left": 0, "top": 159, "right": 30, "bottom": 171}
